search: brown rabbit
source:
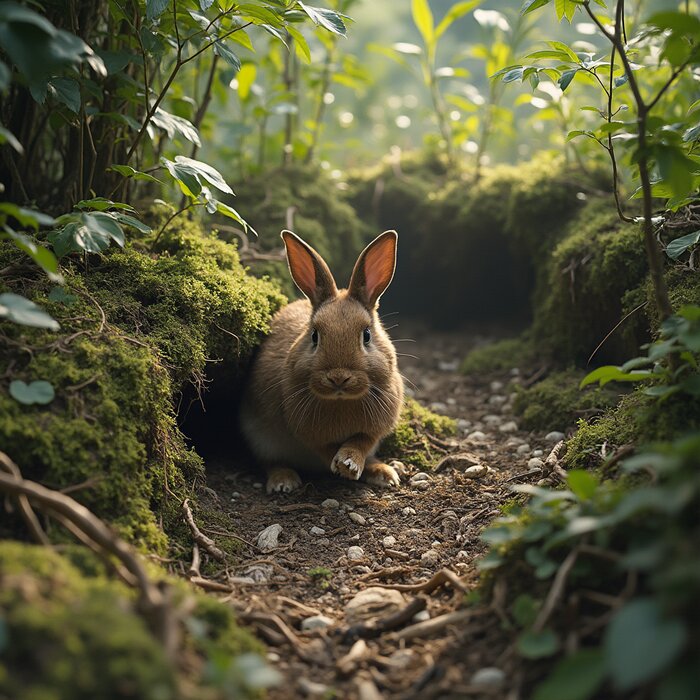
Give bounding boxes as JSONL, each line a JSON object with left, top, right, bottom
{"left": 240, "top": 229, "right": 404, "bottom": 494}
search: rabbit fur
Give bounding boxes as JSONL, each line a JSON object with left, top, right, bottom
{"left": 240, "top": 229, "right": 404, "bottom": 494}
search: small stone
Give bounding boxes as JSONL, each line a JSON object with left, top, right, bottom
{"left": 482, "top": 414, "right": 503, "bottom": 426}
{"left": 499, "top": 420, "right": 518, "bottom": 433}
{"left": 488, "top": 394, "right": 507, "bottom": 405}
{"left": 516, "top": 443, "right": 531, "bottom": 455}
{"left": 413, "top": 481, "right": 430, "bottom": 491}
{"left": 347, "top": 546, "right": 365, "bottom": 561}
{"left": 349, "top": 534, "right": 360, "bottom": 542}
{"left": 244, "top": 564, "right": 272, "bottom": 583}
{"left": 528, "top": 457, "right": 545, "bottom": 470}
{"left": 321, "top": 498, "right": 340, "bottom": 509}
{"left": 533, "top": 449, "right": 544, "bottom": 457}
{"left": 384, "top": 558, "right": 393, "bottom": 566}
{"left": 402, "top": 507, "right": 416, "bottom": 516}
{"left": 252, "top": 482, "right": 263, "bottom": 489}
{"left": 446, "top": 397, "right": 457, "bottom": 406}
{"left": 471, "top": 667, "right": 506, "bottom": 689}
{"left": 464, "top": 465, "right": 488, "bottom": 479}
{"left": 545, "top": 431, "right": 566, "bottom": 442}
{"left": 467, "top": 430, "right": 486, "bottom": 442}
{"left": 412, "top": 610, "right": 430, "bottom": 622}
{"left": 410, "top": 472, "right": 431, "bottom": 483}
{"left": 310, "top": 526, "right": 326, "bottom": 536}
{"left": 490, "top": 380, "right": 504, "bottom": 392}
{"left": 348, "top": 512, "right": 366, "bottom": 525}
{"left": 298, "top": 678, "right": 329, "bottom": 697}
{"left": 256, "top": 524, "right": 282, "bottom": 552}
{"left": 457, "top": 418, "right": 471, "bottom": 433}
{"left": 317, "top": 538, "right": 330, "bottom": 546}
{"left": 382, "top": 535, "right": 397, "bottom": 548}
{"left": 429, "top": 401, "right": 448, "bottom": 413}
{"left": 388, "top": 649, "right": 415, "bottom": 669}
{"left": 420, "top": 549, "right": 439, "bottom": 566}
{"left": 456, "top": 550, "right": 470, "bottom": 561}
{"left": 301, "top": 614, "right": 335, "bottom": 631}
{"left": 510, "top": 367, "right": 520, "bottom": 376}
{"left": 431, "top": 540, "right": 441, "bottom": 548}
{"left": 345, "top": 587, "right": 406, "bottom": 624}
{"left": 438, "top": 359, "right": 459, "bottom": 371}
{"left": 267, "top": 651, "right": 280, "bottom": 662}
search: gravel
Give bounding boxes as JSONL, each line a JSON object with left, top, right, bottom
{"left": 545, "top": 430, "right": 566, "bottom": 442}
{"left": 310, "top": 526, "right": 326, "bottom": 536}
{"left": 256, "top": 523, "right": 282, "bottom": 552}
{"left": 301, "top": 614, "right": 335, "bottom": 631}
{"left": 347, "top": 546, "right": 365, "bottom": 561}
{"left": 348, "top": 512, "right": 366, "bottom": 525}
{"left": 321, "top": 498, "right": 340, "bottom": 509}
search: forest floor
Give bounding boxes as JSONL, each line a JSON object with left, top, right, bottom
{"left": 199, "top": 326, "right": 561, "bottom": 699}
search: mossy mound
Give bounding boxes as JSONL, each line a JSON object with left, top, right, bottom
{"left": 461, "top": 335, "right": 537, "bottom": 375}
{"left": 0, "top": 541, "right": 263, "bottom": 700}
{"left": 0, "top": 219, "right": 284, "bottom": 550}
{"left": 347, "top": 152, "right": 606, "bottom": 327}
{"left": 512, "top": 370, "right": 620, "bottom": 432}
{"left": 223, "top": 164, "right": 373, "bottom": 297}
{"left": 380, "top": 398, "right": 457, "bottom": 470}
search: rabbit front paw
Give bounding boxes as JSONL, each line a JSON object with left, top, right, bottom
{"left": 363, "top": 461, "right": 401, "bottom": 488}
{"left": 331, "top": 447, "right": 365, "bottom": 481}
{"left": 266, "top": 466, "right": 302, "bottom": 494}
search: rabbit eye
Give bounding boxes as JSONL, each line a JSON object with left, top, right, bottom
{"left": 311, "top": 328, "right": 319, "bottom": 347}
{"left": 363, "top": 327, "right": 371, "bottom": 346}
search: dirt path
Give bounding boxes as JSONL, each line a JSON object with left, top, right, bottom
{"left": 200, "top": 327, "right": 558, "bottom": 699}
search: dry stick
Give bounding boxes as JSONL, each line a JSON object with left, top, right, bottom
{"left": 544, "top": 440, "right": 569, "bottom": 482}
{"left": 189, "top": 543, "right": 201, "bottom": 578}
{"left": 0, "top": 460, "right": 174, "bottom": 655}
{"left": 374, "top": 568, "right": 467, "bottom": 594}
{"left": 587, "top": 301, "right": 648, "bottom": 365}
{"left": 395, "top": 608, "right": 486, "bottom": 641}
{"left": 239, "top": 611, "right": 313, "bottom": 661}
{"left": 0, "top": 453, "right": 49, "bottom": 545}
{"left": 533, "top": 547, "right": 580, "bottom": 633}
{"left": 182, "top": 498, "right": 225, "bottom": 562}
{"left": 345, "top": 596, "right": 428, "bottom": 640}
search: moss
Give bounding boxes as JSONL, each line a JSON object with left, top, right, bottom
{"left": 380, "top": 398, "right": 456, "bottom": 470}
{"left": 0, "top": 217, "right": 284, "bottom": 551}
{"left": 564, "top": 389, "right": 700, "bottom": 470}
{"left": 461, "top": 335, "right": 536, "bottom": 375}
{"left": 512, "top": 369, "right": 620, "bottom": 432}
{"left": 0, "top": 541, "right": 175, "bottom": 700}
{"left": 0, "top": 541, "right": 264, "bottom": 700}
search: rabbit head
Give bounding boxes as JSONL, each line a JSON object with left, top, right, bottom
{"left": 281, "top": 229, "right": 400, "bottom": 405}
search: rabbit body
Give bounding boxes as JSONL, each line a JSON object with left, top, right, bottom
{"left": 240, "top": 230, "right": 404, "bottom": 493}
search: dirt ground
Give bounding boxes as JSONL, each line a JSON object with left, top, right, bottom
{"left": 196, "top": 326, "right": 560, "bottom": 699}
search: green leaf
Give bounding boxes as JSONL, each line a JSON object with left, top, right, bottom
{"left": 665, "top": 230, "right": 700, "bottom": 260}
{"left": 566, "top": 470, "right": 598, "bottom": 500}
{"left": 480, "top": 525, "right": 516, "bottom": 545}
{"left": 173, "top": 156, "right": 233, "bottom": 194}
{"left": 580, "top": 365, "right": 653, "bottom": 388}
{"left": 49, "top": 77, "right": 80, "bottom": 112}
{"left": 558, "top": 68, "right": 578, "bottom": 90}
{"left": 604, "top": 599, "right": 686, "bottom": 691}
{"left": 9, "top": 379, "right": 55, "bottom": 405}
{"left": 533, "top": 649, "right": 606, "bottom": 700}
{"left": 215, "top": 200, "right": 255, "bottom": 234}
{"left": 108, "top": 165, "right": 163, "bottom": 185}
{"left": 150, "top": 107, "right": 201, "bottom": 146}
{"left": 411, "top": 0, "right": 434, "bottom": 48}
{"left": 214, "top": 41, "right": 241, "bottom": 72}
{"left": 0, "top": 293, "right": 59, "bottom": 330}
{"left": 477, "top": 549, "right": 504, "bottom": 570}
{"left": 512, "top": 594, "right": 540, "bottom": 627}
{"left": 522, "top": 0, "right": 551, "bottom": 15}
{"left": 48, "top": 286, "right": 77, "bottom": 305}
{"left": 298, "top": 3, "right": 347, "bottom": 36}
{"left": 74, "top": 198, "right": 134, "bottom": 212}
{"left": 49, "top": 212, "right": 125, "bottom": 256}
{"left": 517, "top": 629, "right": 559, "bottom": 659}
{"left": 146, "top": 0, "right": 169, "bottom": 22}
{"left": 654, "top": 145, "right": 697, "bottom": 200}
{"left": 547, "top": 40, "right": 578, "bottom": 61}
{"left": 114, "top": 213, "right": 151, "bottom": 234}
{"left": 645, "top": 11, "right": 700, "bottom": 37}
{"left": 435, "top": 0, "right": 481, "bottom": 38}
{"left": 0, "top": 125, "right": 23, "bottom": 153}
{"left": 235, "top": 63, "right": 257, "bottom": 99}
{"left": 554, "top": 0, "right": 578, "bottom": 22}
{"left": 286, "top": 25, "right": 310, "bottom": 63}
{"left": 1, "top": 228, "right": 60, "bottom": 278}
{"left": 0, "top": 203, "right": 55, "bottom": 229}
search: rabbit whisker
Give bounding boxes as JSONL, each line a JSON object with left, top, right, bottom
{"left": 396, "top": 353, "right": 419, "bottom": 360}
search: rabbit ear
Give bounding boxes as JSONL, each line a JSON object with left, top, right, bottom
{"left": 281, "top": 230, "right": 338, "bottom": 306}
{"left": 348, "top": 230, "right": 398, "bottom": 308}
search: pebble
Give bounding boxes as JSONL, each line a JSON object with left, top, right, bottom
{"left": 230, "top": 491, "right": 241, "bottom": 500}
{"left": 410, "top": 472, "right": 431, "bottom": 483}
{"left": 545, "top": 430, "right": 566, "bottom": 442}
{"left": 490, "top": 380, "right": 504, "bottom": 392}
{"left": 456, "top": 550, "right": 470, "bottom": 561}
{"left": 413, "top": 481, "right": 430, "bottom": 491}
{"left": 467, "top": 430, "right": 486, "bottom": 442}
{"left": 256, "top": 524, "right": 282, "bottom": 552}
{"left": 301, "top": 614, "right": 335, "bottom": 631}
{"left": 310, "top": 526, "right": 326, "bottom": 536}
{"left": 412, "top": 610, "right": 430, "bottom": 622}
{"left": 429, "top": 401, "right": 448, "bottom": 413}
{"left": 457, "top": 418, "right": 471, "bottom": 432}
{"left": 349, "top": 512, "right": 366, "bottom": 525}
{"left": 349, "top": 534, "right": 360, "bottom": 542}
{"left": 446, "top": 397, "right": 457, "bottom": 406}
{"left": 347, "top": 546, "right": 365, "bottom": 561}
{"left": 499, "top": 420, "right": 519, "bottom": 433}
{"left": 244, "top": 564, "right": 272, "bottom": 583}
{"left": 402, "top": 507, "right": 416, "bottom": 516}
{"left": 420, "top": 549, "right": 440, "bottom": 566}
{"left": 516, "top": 443, "right": 531, "bottom": 455}
{"left": 267, "top": 651, "right": 280, "bottom": 662}
{"left": 389, "top": 649, "right": 415, "bottom": 669}
{"left": 382, "top": 535, "right": 397, "bottom": 548}
{"left": 528, "top": 457, "right": 545, "bottom": 470}
{"left": 510, "top": 367, "right": 520, "bottom": 376}
{"left": 533, "top": 449, "right": 544, "bottom": 457}
{"left": 321, "top": 498, "right": 340, "bottom": 509}
{"left": 482, "top": 414, "right": 502, "bottom": 426}
{"left": 317, "top": 538, "right": 330, "bottom": 546}
{"left": 438, "top": 359, "right": 459, "bottom": 371}
{"left": 252, "top": 482, "right": 263, "bottom": 489}
{"left": 464, "top": 465, "right": 489, "bottom": 479}
{"left": 488, "top": 394, "right": 507, "bottom": 405}
{"left": 345, "top": 587, "right": 406, "bottom": 624}
{"left": 471, "top": 667, "right": 506, "bottom": 689}
{"left": 298, "top": 678, "right": 329, "bottom": 697}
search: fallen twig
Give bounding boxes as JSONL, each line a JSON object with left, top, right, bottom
{"left": 395, "top": 608, "right": 487, "bottom": 641}
{"left": 374, "top": 568, "right": 467, "bottom": 594}
{"left": 189, "top": 544, "right": 201, "bottom": 578}
{"left": 533, "top": 547, "right": 579, "bottom": 632}
{"left": 345, "top": 596, "right": 427, "bottom": 640}
{"left": 337, "top": 639, "right": 369, "bottom": 675}
{"left": 182, "top": 498, "right": 225, "bottom": 561}
{"left": 543, "top": 440, "right": 569, "bottom": 482}
{"left": 240, "top": 611, "right": 313, "bottom": 661}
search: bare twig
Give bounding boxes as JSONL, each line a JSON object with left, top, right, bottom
{"left": 345, "top": 596, "right": 427, "bottom": 640}
{"left": 533, "top": 547, "right": 579, "bottom": 632}
{"left": 375, "top": 568, "right": 468, "bottom": 594}
{"left": 0, "top": 453, "right": 49, "bottom": 545}
{"left": 182, "top": 498, "right": 225, "bottom": 561}
{"left": 395, "top": 608, "right": 487, "bottom": 641}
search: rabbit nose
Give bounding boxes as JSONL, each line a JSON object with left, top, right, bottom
{"left": 327, "top": 370, "right": 352, "bottom": 388}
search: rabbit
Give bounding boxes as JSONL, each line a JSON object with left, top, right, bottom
{"left": 240, "top": 229, "right": 404, "bottom": 494}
